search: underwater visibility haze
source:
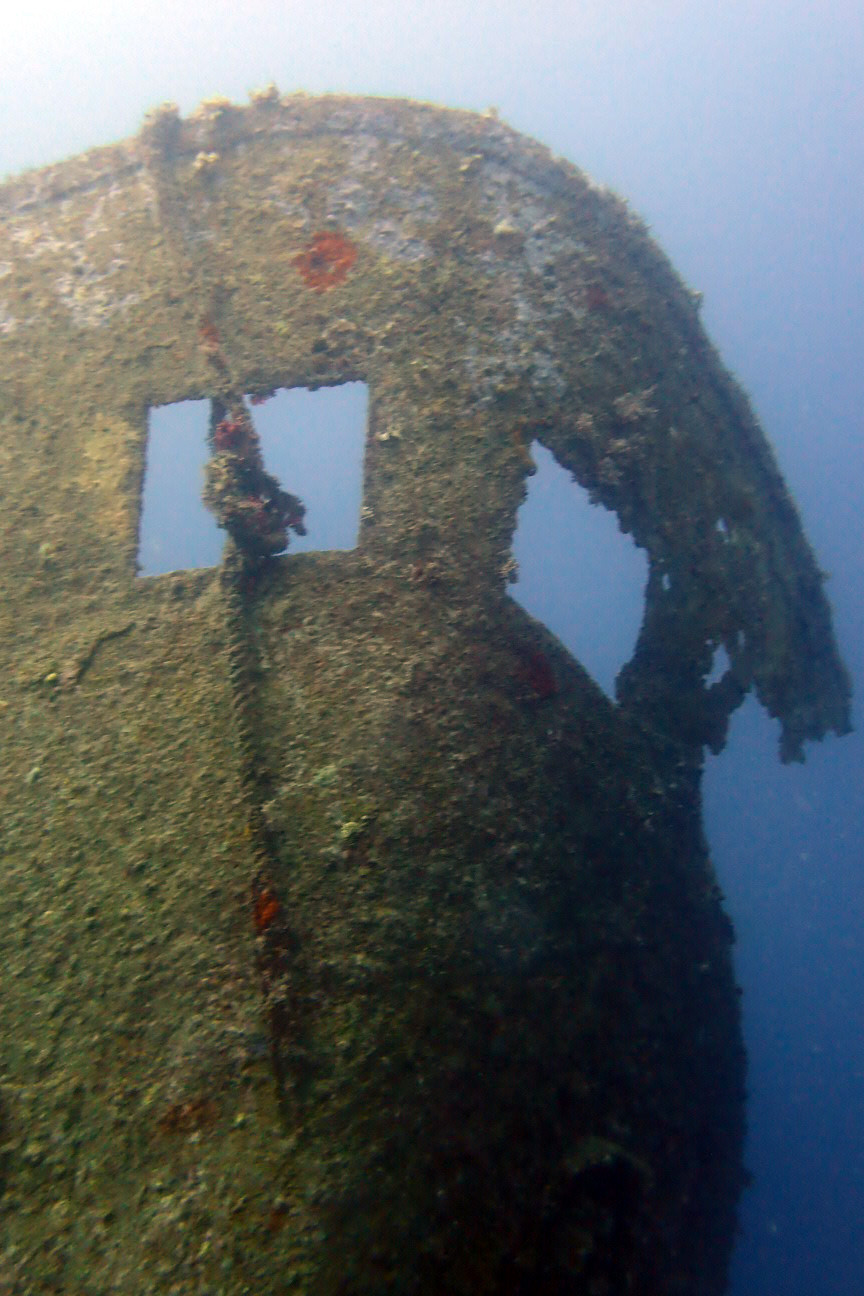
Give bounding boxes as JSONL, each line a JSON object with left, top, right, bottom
{"left": 0, "top": 5, "right": 862, "bottom": 1294}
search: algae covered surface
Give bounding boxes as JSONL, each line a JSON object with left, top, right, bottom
{"left": 0, "top": 93, "right": 850, "bottom": 1293}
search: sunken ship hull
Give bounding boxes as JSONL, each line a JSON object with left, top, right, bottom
{"left": 0, "top": 94, "right": 849, "bottom": 1294}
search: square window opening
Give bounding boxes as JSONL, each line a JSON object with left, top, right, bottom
{"left": 137, "top": 382, "right": 368, "bottom": 576}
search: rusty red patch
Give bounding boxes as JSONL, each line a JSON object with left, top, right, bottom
{"left": 293, "top": 231, "right": 357, "bottom": 292}
{"left": 253, "top": 886, "right": 281, "bottom": 933}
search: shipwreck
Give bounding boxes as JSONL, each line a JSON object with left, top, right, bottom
{"left": 0, "top": 92, "right": 850, "bottom": 1294}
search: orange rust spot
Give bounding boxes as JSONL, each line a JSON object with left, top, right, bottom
{"left": 253, "top": 886, "right": 281, "bottom": 933}
{"left": 293, "top": 231, "right": 357, "bottom": 292}
{"left": 212, "top": 414, "right": 250, "bottom": 452}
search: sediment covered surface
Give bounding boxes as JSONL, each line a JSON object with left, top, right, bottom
{"left": 0, "top": 92, "right": 849, "bottom": 1293}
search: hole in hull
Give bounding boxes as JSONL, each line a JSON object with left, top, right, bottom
{"left": 510, "top": 442, "right": 647, "bottom": 698}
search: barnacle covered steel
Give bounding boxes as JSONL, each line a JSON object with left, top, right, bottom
{"left": 0, "top": 93, "right": 850, "bottom": 1295}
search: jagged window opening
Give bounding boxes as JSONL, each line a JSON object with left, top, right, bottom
{"left": 510, "top": 441, "right": 648, "bottom": 699}
{"left": 707, "top": 643, "right": 732, "bottom": 687}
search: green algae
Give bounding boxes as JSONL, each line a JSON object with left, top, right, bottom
{"left": 0, "top": 92, "right": 850, "bottom": 1295}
